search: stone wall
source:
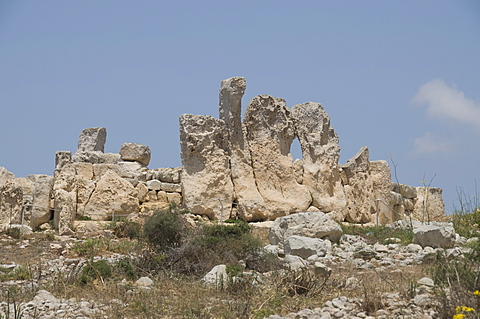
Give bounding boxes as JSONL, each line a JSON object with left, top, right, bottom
{"left": 179, "top": 77, "right": 446, "bottom": 223}
{"left": 0, "top": 128, "right": 182, "bottom": 233}
{"left": 0, "top": 77, "right": 447, "bottom": 230}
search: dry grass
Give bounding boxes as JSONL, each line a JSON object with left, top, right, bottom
{"left": 1, "top": 209, "right": 478, "bottom": 319}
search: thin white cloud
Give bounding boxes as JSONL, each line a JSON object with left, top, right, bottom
{"left": 412, "top": 78, "right": 480, "bottom": 131}
{"left": 412, "top": 132, "right": 453, "bottom": 155}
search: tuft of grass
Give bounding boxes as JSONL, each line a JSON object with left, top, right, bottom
{"left": 341, "top": 224, "right": 413, "bottom": 245}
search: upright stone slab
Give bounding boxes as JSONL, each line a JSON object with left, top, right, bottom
{"left": 179, "top": 114, "right": 233, "bottom": 220}
{"left": 244, "top": 95, "right": 311, "bottom": 218}
{"left": 0, "top": 181, "right": 24, "bottom": 228}
{"left": 219, "top": 77, "right": 266, "bottom": 221}
{"left": 291, "top": 102, "right": 346, "bottom": 212}
{"left": 413, "top": 187, "right": 445, "bottom": 222}
{"left": 26, "top": 174, "right": 54, "bottom": 229}
{"left": 341, "top": 147, "right": 375, "bottom": 223}
{"left": 369, "top": 160, "right": 394, "bottom": 224}
{"left": 77, "top": 127, "right": 106, "bottom": 152}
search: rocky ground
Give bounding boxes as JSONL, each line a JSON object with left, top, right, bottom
{"left": 0, "top": 215, "right": 477, "bottom": 319}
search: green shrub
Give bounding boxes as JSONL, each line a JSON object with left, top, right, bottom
{"left": 80, "top": 260, "right": 112, "bottom": 285}
{"left": 113, "top": 221, "right": 142, "bottom": 239}
{"left": 115, "top": 258, "right": 138, "bottom": 280}
{"left": 144, "top": 206, "right": 186, "bottom": 250}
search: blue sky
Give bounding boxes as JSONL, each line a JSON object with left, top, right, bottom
{"left": 1, "top": 1, "right": 479, "bottom": 212}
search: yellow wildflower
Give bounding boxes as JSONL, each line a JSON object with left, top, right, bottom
{"left": 453, "top": 314, "right": 465, "bottom": 319}
{"left": 456, "top": 306, "right": 475, "bottom": 313}
{"left": 474, "top": 290, "right": 480, "bottom": 296}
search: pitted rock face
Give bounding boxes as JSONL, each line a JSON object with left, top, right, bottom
{"left": 77, "top": 127, "right": 106, "bottom": 152}
{"left": 219, "top": 77, "right": 266, "bottom": 221}
{"left": 244, "top": 95, "right": 311, "bottom": 217}
{"left": 119, "top": 143, "right": 151, "bottom": 166}
{"left": 291, "top": 102, "right": 346, "bottom": 212}
{"left": 179, "top": 114, "right": 233, "bottom": 220}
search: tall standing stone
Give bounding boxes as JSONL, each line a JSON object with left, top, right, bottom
{"left": 26, "top": 174, "right": 54, "bottom": 229}
{"left": 179, "top": 114, "right": 234, "bottom": 220}
{"left": 291, "top": 102, "right": 346, "bottom": 212}
{"left": 341, "top": 147, "right": 375, "bottom": 223}
{"left": 219, "top": 77, "right": 266, "bottom": 221}
{"left": 413, "top": 187, "right": 445, "bottom": 222}
{"left": 244, "top": 95, "right": 311, "bottom": 219}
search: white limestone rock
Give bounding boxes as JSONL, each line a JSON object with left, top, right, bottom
{"left": 83, "top": 170, "right": 139, "bottom": 221}
{"left": 243, "top": 95, "right": 311, "bottom": 218}
{"left": 219, "top": 77, "right": 267, "bottom": 221}
{"left": 180, "top": 114, "right": 233, "bottom": 220}
{"left": 146, "top": 179, "right": 162, "bottom": 191}
{"left": 55, "top": 151, "right": 72, "bottom": 170}
{"left": 341, "top": 148, "right": 393, "bottom": 223}
{"left": 201, "top": 265, "right": 228, "bottom": 287}
{"left": 268, "top": 211, "right": 343, "bottom": 246}
{"left": 77, "top": 127, "right": 106, "bottom": 152}
{"left": 119, "top": 143, "right": 151, "bottom": 166}
{"left": 284, "top": 235, "right": 327, "bottom": 259}
{"left": 413, "top": 187, "right": 445, "bottom": 222}
{"left": 26, "top": 174, "right": 54, "bottom": 229}
{"left": 413, "top": 224, "right": 456, "bottom": 248}
{"left": 291, "top": 102, "right": 346, "bottom": 212}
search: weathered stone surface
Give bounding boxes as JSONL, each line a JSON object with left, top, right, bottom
{"left": 55, "top": 151, "right": 72, "bottom": 170}
{"left": 157, "top": 190, "right": 168, "bottom": 203}
{"left": 291, "top": 102, "right": 346, "bottom": 212}
{"left": 93, "top": 164, "right": 120, "bottom": 179}
{"left": 146, "top": 179, "right": 162, "bottom": 191}
{"left": 53, "top": 189, "right": 76, "bottom": 234}
{"left": 341, "top": 148, "right": 393, "bottom": 223}
{"left": 83, "top": 170, "right": 139, "bottom": 221}
{"left": 180, "top": 114, "right": 233, "bottom": 220}
{"left": 146, "top": 190, "right": 157, "bottom": 202}
{"left": 119, "top": 143, "right": 151, "bottom": 166}
{"left": 392, "top": 183, "right": 417, "bottom": 199}
{"left": 268, "top": 212, "right": 343, "bottom": 247}
{"left": 413, "top": 224, "right": 456, "bottom": 248}
{"left": 284, "top": 235, "right": 327, "bottom": 259}
{"left": 72, "top": 151, "right": 106, "bottom": 164}
{"left": 76, "top": 178, "right": 96, "bottom": 216}
{"left": 152, "top": 167, "right": 182, "bottom": 183}
{"left": 159, "top": 182, "right": 181, "bottom": 193}
{"left": 413, "top": 187, "right": 445, "bottom": 222}
{"left": 201, "top": 265, "right": 227, "bottom": 287}
{"left": 77, "top": 127, "right": 106, "bottom": 152}
{"left": 0, "top": 167, "right": 15, "bottom": 186}
{"left": 26, "top": 174, "right": 54, "bottom": 229}
{"left": 0, "top": 180, "right": 24, "bottom": 228}
{"left": 135, "top": 183, "right": 148, "bottom": 202}
{"left": 370, "top": 160, "right": 394, "bottom": 224}
{"left": 244, "top": 95, "right": 311, "bottom": 218}
{"left": 219, "top": 77, "right": 266, "bottom": 221}
{"left": 116, "top": 161, "right": 148, "bottom": 186}
{"left": 283, "top": 255, "right": 307, "bottom": 270}
{"left": 74, "top": 163, "right": 94, "bottom": 180}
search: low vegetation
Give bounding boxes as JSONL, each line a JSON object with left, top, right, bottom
{"left": 0, "top": 198, "right": 479, "bottom": 318}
